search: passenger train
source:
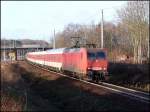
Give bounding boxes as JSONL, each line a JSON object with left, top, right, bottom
{"left": 26, "top": 48, "right": 109, "bottom": 81}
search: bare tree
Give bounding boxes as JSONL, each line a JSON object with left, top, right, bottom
{"left": 117, "top": 1, "right": 149, "bottom": 63}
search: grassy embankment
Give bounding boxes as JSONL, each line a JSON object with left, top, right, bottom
{"left": 108, "top": 62, "right": 149, "bottom": 92}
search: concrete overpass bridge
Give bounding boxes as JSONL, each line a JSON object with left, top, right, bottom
{"left": 1, "top": 47, "right": 52, "bottom": 61}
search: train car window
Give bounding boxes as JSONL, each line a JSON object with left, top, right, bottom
{"left": 96, "top": 52, "right": 106, "bottom": 59}
{"left": 87, "top": 52, "right": 96, "bottom": 60}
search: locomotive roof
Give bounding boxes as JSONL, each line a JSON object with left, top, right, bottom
{"left": 87, "top": 48, "right": 106, "bottom": 51}
{"left": 46, "top": 48, "right": 81, "bottom": 53}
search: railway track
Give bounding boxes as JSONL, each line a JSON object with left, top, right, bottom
{"left": 28, "top": 62, "right": 150, "bottom": 104}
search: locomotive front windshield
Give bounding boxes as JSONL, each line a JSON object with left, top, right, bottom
{"left": 96, "top": 52, "right": 106, "bottom": 59}
{"left": 88, "top": 51, "right": 106, "bottom": 60}
{"left": 87, "top": 52, "right": 96, "bottom": 60}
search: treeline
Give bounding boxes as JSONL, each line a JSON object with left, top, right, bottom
{"left": 52, "top": 1, "right": 149, "bottom": 63}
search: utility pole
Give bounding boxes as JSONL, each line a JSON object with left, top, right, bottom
{"left": 4, "top": 39, "right": 6, "bottom": 61}
{"left": 43, "top": 38, "right": 44, "bottom": 51}
{"left": 84, "top": 32, "right": 87, "bottom": 46}
{"left": 53, "top": 29, "right": 56, "bottom": 49}
{"left": 13, "top": 40, "right": 15, "bottom": 48}
{"left": 148, "top": 38, "right": 149, "bottom": 59}
{"left": 101, "top": 9, "right": 104, "bottom": 49}
{"left": 14, "top": 40, "right": 17, "bottom": 61}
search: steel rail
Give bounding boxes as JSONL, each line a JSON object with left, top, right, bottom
{"left": 101, "top": 82, "right": 149, "bottom": 95}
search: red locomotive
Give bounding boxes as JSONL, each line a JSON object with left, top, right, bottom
{"left": 26, "top": 48, "right": 108, "bottom": 81}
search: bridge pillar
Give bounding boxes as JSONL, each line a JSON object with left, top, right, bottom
{"left": 14, "top": 48, "right": 17, "bottom": 61}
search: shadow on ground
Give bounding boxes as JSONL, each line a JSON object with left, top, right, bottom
{"left": 1, "top": 62, "right": 150, "bottom": 111}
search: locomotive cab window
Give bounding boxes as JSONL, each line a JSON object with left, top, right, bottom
{"left": 96, "top": 51, "right": 106, "bottom": 59}
{"left": 87, "top": 52, "right": 96, "bottom": 60}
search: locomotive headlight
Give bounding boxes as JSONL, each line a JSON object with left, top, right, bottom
{"left": 103, "top": 67, "right": 106, "bottom": 70}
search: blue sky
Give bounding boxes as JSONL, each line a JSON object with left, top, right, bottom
{"left": 1, "top": 1, "right": 126, "bottom": 43}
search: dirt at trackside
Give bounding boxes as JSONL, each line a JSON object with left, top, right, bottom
{"left": 1, "top": 61, "right": 149, "bottom": 111}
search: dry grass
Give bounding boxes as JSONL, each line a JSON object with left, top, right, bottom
{"left": 1, "top": 91, "right": 25, "bottom": 111}
{"left": 1, "top": 62, "right": 26, "bottom": 111}
{"left": 108, "top": 62, "right": 149, "bottom": 92}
